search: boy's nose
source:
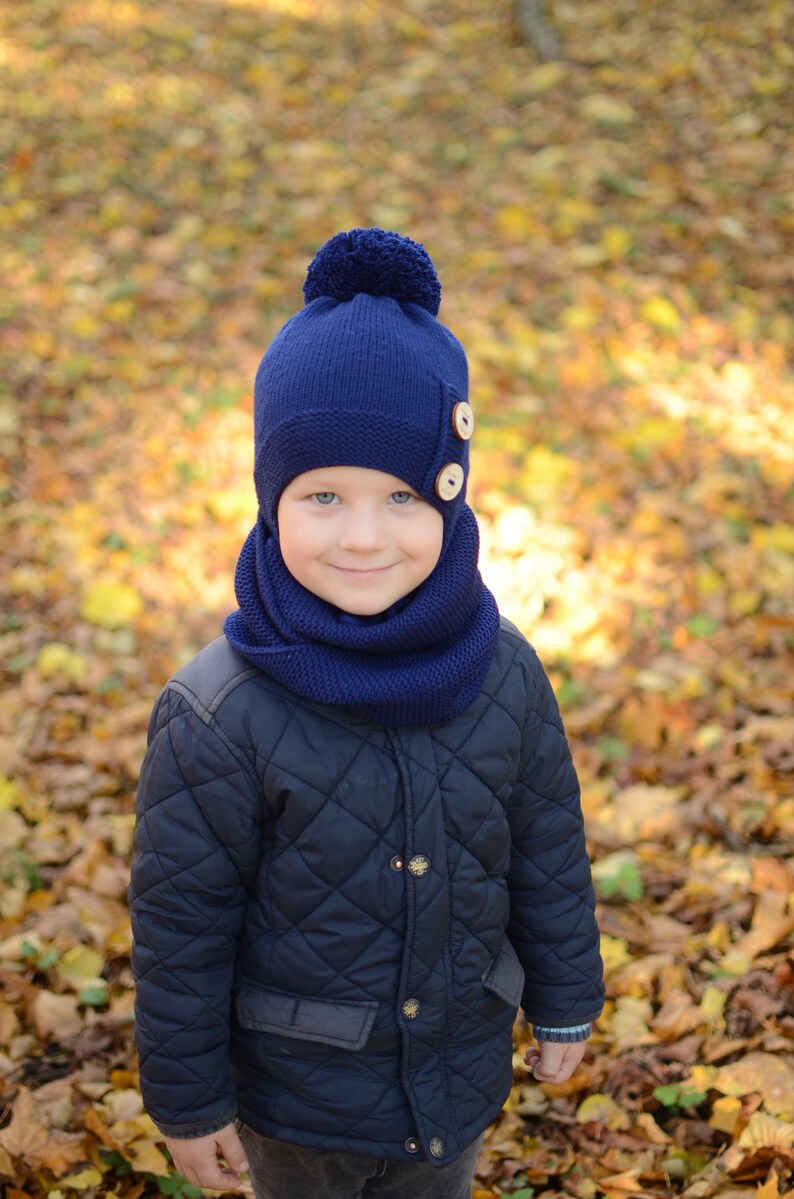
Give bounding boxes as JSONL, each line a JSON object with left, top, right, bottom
{"left": 337, "top": 508, "right": 387, "bottom": 552}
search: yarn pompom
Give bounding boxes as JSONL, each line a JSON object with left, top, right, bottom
{"left": 303, "top": 228, "right": 441, "bottom": 315}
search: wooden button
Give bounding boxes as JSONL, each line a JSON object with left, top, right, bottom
{"left": 435, "top": 462, "right": 464, "bottom": 501}
{"left": 451, "top": 401, "right": 474, "bottom": 440}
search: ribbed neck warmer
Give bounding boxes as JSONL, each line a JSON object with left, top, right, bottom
{"left": 224, "top": 505, "right": 500, "bottom": 727}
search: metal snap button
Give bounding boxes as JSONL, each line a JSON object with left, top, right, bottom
{"left": 402, "top": 998, "right": 421, "bottom": 1019}
{"left": 390, "top": 855, "right": 405, "bottom": 871}
{"left": 451, "top": 401, "right": 474, "bottom": 440}
{"left": 405, "top": 1138, "right": 420, "bottom": 1153}
{"left": 429, "top": 1136, "right": 445, "bottom": 1157}
{"left": 435, "top": 462, "right": 464, "bottom": 501}
{"left": 407, "top": 855, "right": 430, "bottom": 877}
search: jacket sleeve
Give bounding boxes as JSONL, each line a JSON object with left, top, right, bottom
{"left": 129, "top": 684, "right": 262, "bottom": 1138}
{"left": 506, "top": 650, "right": 604, "bottom": 1031}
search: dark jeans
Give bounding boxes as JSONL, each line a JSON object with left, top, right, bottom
{"left": 237, "top": 1125, "right": 482, "bottom": 1199}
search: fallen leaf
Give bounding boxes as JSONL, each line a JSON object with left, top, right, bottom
{"left": 58, "top": 1168, "right": 103, "bottom": 1189}
{"left": 737, "top": 1113, "right": 794, "bottom": 1151}
{"left": 0, "top": 1087, "right": 86, "bottom": 1173}
{"left": 576, "top": 1093, "right": 631, "bottom": 1130}
{"left": 81, "top": 580, "right": 143, "bottom": 628}
{"left": 713, "top": 1054, "right": 794, "bottom": 1118}
{"left": 732, "top": 891, "right": 794, "bottom": 961}
{"left": 29, "top": 990, "right": 82, "bottom": 1038}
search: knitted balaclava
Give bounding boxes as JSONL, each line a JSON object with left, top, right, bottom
{"left": 224, "top": 228, "right": 500, "bottom": 726}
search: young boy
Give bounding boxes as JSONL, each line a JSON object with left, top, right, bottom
{"left": 130, "top": 228, "right": 604, "bottom": 1199}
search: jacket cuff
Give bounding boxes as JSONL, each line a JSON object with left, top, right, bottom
{"left": 532, "top": 1023, "right": 591, "bottom": 1043}
{"left": 153, "top": 1110, "right": 238, "bottom": 1140}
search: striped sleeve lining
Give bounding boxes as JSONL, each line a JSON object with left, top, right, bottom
{"left": 532, "top": 1023, "right": 591, "bottom": 1043}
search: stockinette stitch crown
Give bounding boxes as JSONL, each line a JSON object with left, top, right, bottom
{"left": 224, "top": 228, "right": 500, "bottom": 726}
{"left": 251, "top": 227, "right": 470, "bottom": 540}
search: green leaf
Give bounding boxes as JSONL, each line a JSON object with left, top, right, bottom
{"left": 79, "top": 986, "right": 109, "bottom": 1006}
{"left": 679, "top": 1088, "right": 708, "bottom": 1109}
{"left": 685, "top": 613, "right": 721, "bottom": 637}
{"left": 156, "top": 1176, "right": 183, "bottom": 1195}
{"left": 596, "top": 735, "right": 631, "bottom": 762}
{"left": 653, "top": 1084, "right": 681, "bottom": 1107}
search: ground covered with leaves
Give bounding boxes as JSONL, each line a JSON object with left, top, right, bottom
{"left": 1, "top": 0, "right": 793, "bottom": 1196}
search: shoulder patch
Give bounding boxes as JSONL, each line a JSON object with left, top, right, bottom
{"left": 168, "top": 637, "right": 261, "bottom": 714}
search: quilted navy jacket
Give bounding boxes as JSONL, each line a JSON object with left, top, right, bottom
{"left": 130, "top": 617, "right": 603, "bottom": 1166}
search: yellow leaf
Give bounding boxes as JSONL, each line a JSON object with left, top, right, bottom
{"left": 36, "top": 643, "right": 89, "bottom": 684}
{"left": 719, "top": 949, "right": 754, "bottom": 976}
{"left": 57, "top": 946, "right": 105, "bottom": 986}
{"left": 59, "top": 1168, "right": 103, "bottom": 1190}
{"left": 600, "top": 935, "right": 632, "bottom": 974}
{"left": 729, "top": 588, "right": 761, "bottom": 616}
{"left": 689, "top": 1064, "right": 718, "bottom": 1092}
{"left": 123, "top": 1138, "right": 169, "bottom": 1175}
{"left": 0, "top": 776, "right": 21, "bottom": 812}
{"left": 752, "top": 73, "right": 788, "bottom": 95}
{"left": 611, "top": 992, "right": 657, "bottom": 1050}
{"left": 753, "top": 522, "right": 794, "bottom": 555}
{"left": 579, "top": 94, "right": 636, "bottom": 125}
{"left": 709, "top": 1095, "right": 741, "bottom": 1135}
{"left": 81, "top": 580, "right": 143, "bottom": 628}
{"left": 576, "top": 1093, "right": 631, "bottom": 1130}
{"left": 695, "top": 565, "right": 724, "bottom": 597}
{"left": 561, "top": 305, "right": 597, "bottom": 331}
{"left": 525, "top": 62, "right": 567, "bottom": 92}
{"left": 757, "top": 1169, "right": 784, "bottom": 1199}
{"left": 206, "top": 489, "right": 253, "bottom": 524}
{"left": 635, "top": 1112, "right": 671, "bottom": 1144}
{"left": 602, "top": 226, "right": 632, "bottom": 258}
{"left": 640, "top": 296, "right": 680, "bottom": 332}
{"left": 699, "top": 985, "right": 726, "bottom": 1031}
{"left": 496, "top": 206, "right": 544, "bottom": 239}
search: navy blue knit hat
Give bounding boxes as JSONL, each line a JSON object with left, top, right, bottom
{"left": 252, "top": 228, "right": 474, "bottom": 538}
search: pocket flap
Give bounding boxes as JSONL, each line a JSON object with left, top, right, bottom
{"left": 235, "top": 984, "right": 378, "bottom": 1051}
{"left": 482, "top": 939, "right": 525, "bottom": 1007}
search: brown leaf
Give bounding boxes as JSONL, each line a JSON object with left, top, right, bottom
{"left": 0, "top": 1086, "right": 87, "bottom": 1173}
{"left": 733, "top": 891, "right": 794, "bottom": 962}
{"left": 30, "top": 990, "right": 83, "bottom": 1038}
{"left": 713, "top": 1053, "right": 794, "bottom": 1118}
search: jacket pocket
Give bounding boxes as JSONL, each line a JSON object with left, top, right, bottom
{"left": 482, "top": 939, "right": 525, "bottom": 1008}
{"left": 234, "top": 982, "right": 378, "bottom": 1052}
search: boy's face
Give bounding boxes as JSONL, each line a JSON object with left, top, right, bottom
{"left": 277, "top": 466, "right": 444, "bottom": 616}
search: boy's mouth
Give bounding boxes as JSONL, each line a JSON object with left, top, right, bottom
{"left": 330, "top": 564, "right": 396, "bottom": 578}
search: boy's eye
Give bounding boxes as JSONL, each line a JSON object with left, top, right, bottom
{"left": 313, "top": 492, "right": 337, "bottom": 505}
{"left": 391, "top": 491, "right": 413, "bottom": 505}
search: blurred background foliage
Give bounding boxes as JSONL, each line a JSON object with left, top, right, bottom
{"left": 0, "top": 1, "right": 793, "bottom": 1196}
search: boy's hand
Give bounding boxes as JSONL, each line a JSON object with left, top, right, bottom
{"left": 524, "top": 1040, "right": 586, "bottom": 1084}
{"left": 164, "top": 1124, "right": 249, "bottom": 1191}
